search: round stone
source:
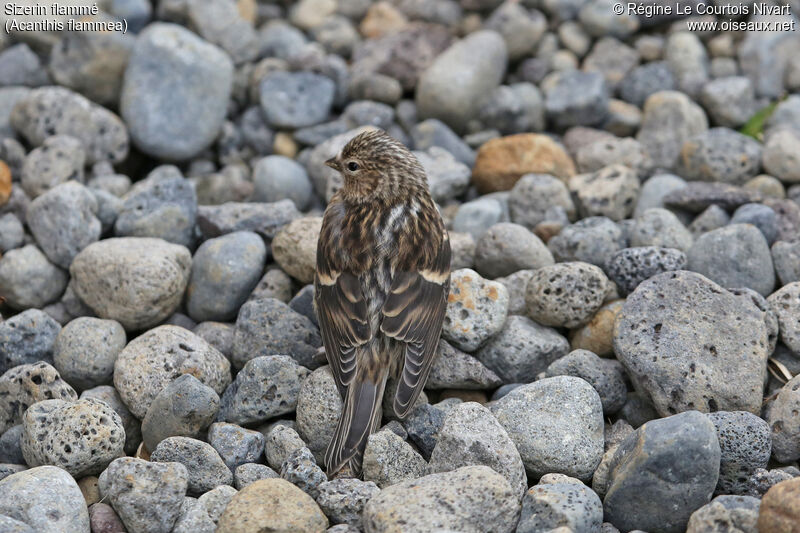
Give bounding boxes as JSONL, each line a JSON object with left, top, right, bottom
{"left": 53, "top": 317, "right": 126, "bottom": 390}
{"left": 525, "top": 262, "right": 609, "bottom": 328}
{"left": 442, "top": 269, "right": 510, "bottom": 352}
{"left": 271, "top": 217, "right": 322, "bottom": 285}
{"left": 474, "top": 222, "right": 554, "bottom": 278}
{"left": 260, "top": 71, "right": 335, "bottom": 129}
{"left": 0, "top": 244, "right": 68, "bottom": 310}
{"left": 252, "top": 155, "right": 313, "bottom": 210}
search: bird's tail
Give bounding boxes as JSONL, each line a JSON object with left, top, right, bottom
{"left": 325, "top": 366, "right": 389, "bottom": 478}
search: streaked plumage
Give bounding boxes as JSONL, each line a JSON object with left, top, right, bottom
{"left": 314, "top": 129, "right": 451, "bottom": 477}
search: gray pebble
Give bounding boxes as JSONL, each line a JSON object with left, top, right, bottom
{"left": 663, "top": 182, "right": 763, "bottom": 213}
{"left": 21, "top": 397, "right": 124, "bottom": 478}
{"left": 0, "top": 43, "right": 50, "bottom": 87}
{"left": 280, "top": 446, "right": 327, "bottom": 499}
{"left": 700, "top": 76, "right": 757, "bottom": 128}
{"left": 518, "top": 482, "right": 603, "bottom": 533}
{"left": 0, "top": 362, "right": 77, "bottom": 435}
{"left": 427, "top": 339, "right": 501, "bottom": 390}
{"left": 248, "top": 268, "right": 294, "bottom": 304}
{"left": 192, "top": 322, "right": 235, "bottom": 360}
{"left": 634, "top": 174, "right": 687, "bottom": 218}
{"left": 0, "top": 213, "right": 24, "bottom": 253}
{"left": 475, "top": 315, "right": 569, "bottom": 384}
{"left": 546, "top": 350, "right": 627, "bottom": 415}
{"left": 707, "top": 411, "right": 771, "bottom": 496}
{"left": 171, "top": 497, "right": 215, "bottom": 533}
{"left": 772, "top": 240, "right": 800, "bottom": 285}
{"left": 114, "top": 325, "right": 231, "bottom": 419}
{"left": 261, "top": 71, "right": 335, "bottom": 129}
{"left": 525, "top": 262, "right": 609, "bottom": 328}
{"left": 252, "top": 155, "right": 313, "bottom": 210}
{"left": 730, "top": 203, "right": 778, "bottom": 244}
{"left": 54, "top": 317, "right": 126, "bottom": 391}
{"left": 451, "top": 197, "right": 508, "bottom": 239}
{"left": 28, "top": 181, "right": 101, "bottom": 269}
{"left": 548, "top": 216, "right": 626, "bottom": 268}
{"left": 0, "top": 466, "right": 89, "bottom": 533}
{"left": 233, "top": 464, "right": 278, "bottom": 491}
{"left": 414, "top": 147, "right": 470, "bottom": 203}
{"left": 767, "top": 373, "right": 800, "bottom": 462}
{"left": 10, "top": 86, "right": 129, "bottom": 164}
{"left": 363, "top": 429, "right": 427, "bottom": 489}
{"left": 636, "top": 90, "right": 708, "bottom": 170}
{"left": 491, "top": 376, "right": 604, "bottom": 481}
{"left": 763, "top": 129, "right": 800, "bottom": 183}
{"left": 665, "top": 32, "right": 709, "bottom": 97}
{"left": 570, "top": 164, "right": 639, "bottom": 222}
{"left": 207, "top": 422, "right": 265, "bottom": 472}
{"left": 688, "top": 224, "right": 775, "bottom": 296}
{"left": 606, "top": 246, "right": 687, "bottom": 295}
{"left": 686, "top": 495, "right": 760, "bottom": 533}
{"left": 508, "top": 173, "right": 575, "bottom": 230}
{"left": 442, "top": 269, "right": 509, "bottom": 352}
{"left": 603, "top": 411, "right": 720, "bottom": 533}
{"left": 232, "top": 298, "right": 322, "bottom": 369}
{"left": 99, "top": 457, "right": 188, "bottom": 533}
{"left": 678, "top": 128, "right": 762, "bottom": 185}
{"left": 140, "top": 374, "right": 220, "bottom": 452}
{"left": 544, "top": 70, "right": 608, "bottom": 129}
{"left": 197, "top": 484, "right": 237, "bottom": 525}
{"left": 187, "top": 231, "right": 266, "bottom": 322}
{"left": 151, "top": 436, "right": 233, "bottom": 495}
{"left": 690, "top": 204, "right": 730, "bottom": 235}
{"left": 115, "top": 166, "right": 197, "bottom": 248}
{"left": 0, "top": 310, "right": 61, "bottom": 374}
{"left": 619, "top": 62, "right": 675, "bottom": 107}
{"left": 744, "top": 467, "right": 795, "bottom": 498}
{"left": 630, "top": 208, "right": 694, "bottom": 252}
{"left": 20, "top": 135, "right": 85, "bottom": 198}
{"left": 296, "top": 366, "right": 342, "bottom": 461}
{"left": 409, "top": 118, "right": 475, "bottom": 167}
{"left": 614, "top": 271, "right": 769, "bottom": 416}
{"left": 0, "top": 244, "right": 68, "bottom": 310}
{"left": 0, "top": 425, "right": 24, "bottom": 464}
{"left": 474, "top": 223, "right": 553, "bottom": 278}
{"left": 80, "top": 385, "right": 142, "bottom": 456}
{"left": 315, "top": 477, "right": 380, "bottom": 528}
{"left": 91, "top": 188, "right": 123, "bottom": 233}
{"left": 265, "top": 423, "right": 308, "bottom": 472}
{"left": 121, "top": 23, "right": 233, "bottom": 160}
{"left": 477, "top": 82, "right": 545, "bottom": 135}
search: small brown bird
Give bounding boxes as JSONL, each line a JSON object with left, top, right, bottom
{"left": 315, "top": 129, "right": 451, "bottom": 477}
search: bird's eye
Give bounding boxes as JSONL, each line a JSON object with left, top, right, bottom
{"left": 346, "top": 161, "right": 359, "bottom": 172}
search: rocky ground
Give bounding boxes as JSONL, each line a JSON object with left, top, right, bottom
{"left": 1, "top": 0, "right": 800, "bottom": 532}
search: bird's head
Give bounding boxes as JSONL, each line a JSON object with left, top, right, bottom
{"left": 325, "top": 129, "right": 427, "bottom": 204}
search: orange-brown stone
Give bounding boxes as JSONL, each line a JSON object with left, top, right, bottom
{"left": 472, "top": 134, "right": 576, "bottom": 194}
{"left": 758, "top": 477, "right": 800, "bottom": 533}
{"left": 0, "top": 160, "right": 11, "bottom": 206}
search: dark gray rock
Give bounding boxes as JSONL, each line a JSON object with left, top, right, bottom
{"left": 232, "top": 299, "right": 321, "bottom": 369}
{"left": 362, "top": 429, "right": 428, "bottom": 489}
{"left": 0, "top": 244, "right": 68, "bottom": 310}
{"left": 53, "top": 317, "right": 126, "bottom": 391}
{"left": 678, "top": 128, "right": 762, "bottom": 185}
{"left": 614, "top": 271, "right": 769, "bottom": 416}
{"left": 773, "top": 239, "right": 800, "bottom": 285}
{"left": 115, "top": 166, "right": 197, "bottom": 247}
{"left": 636, "top": 90, "right": 708, "bottom": 170}
{"left": 544, "top": 70, "right": 609, "bottom": 129}
{"left": 289, "top": 285, "right": 318, "bottom": 327}
{"left": 687, "top": 224, "right": 775, "bottom": 296}
{"left": 196, "top": 200, "right": 302, "bottom": 240}
{"left": 546, "top": 350, "right": 627, "bottom": 415}
{"left": 186, "top": 231, "right": 266, "bottom": 322}
{"left": 517, "top": 482, "right": 603, "bottom": 533}
{"left": 409, "top": 118, "right": 475, "bottom": 167}
{"left": 0, "top": 310, "right": 61, "bottom": 374}
{"left": 490, "top": 377, "right": 604, "bottom": 481}
{"left": 21, "top": 397, "right": 124, "bottom": 478}
{"left": 280, "top": 446, "right": 327, "bottom": 499}
{"left": 315, "top": 478, "right": 380, "bottom": 528}
{"left": 98, "top": 457, "right": 188, "bottom": 533}
{"left": 207, "top": 422, "right": 265, "bottom": 471}
{"left": 508, "top": 173, "right": 576, "bottom": 230}
{"left": 548, "top": 216, "right": 626, "bottom": 268}
{"left": 707, "top": 411, "right": 771, "bottom": 496}
{"left": 121, "top": 23, "right": 233, "bottom": 160}
{"left": 140, "top": 374, "right": 220, "bottom": 452}
{"left": 252, "top": 155, "right": 313, "bottom": 210}
{"left": 477, "top": 83, "right": 545, "bottom": 135}
{"left": 0, "top": 425, "right": 24, "bottom": 464}
{"left": 402, "top": 403, "right": 445, "bottom": 461}
{"left": 606, "top": 246, "right": 687, "bottom": 295}
{"left": 619, "top": 61, "right": 675, "bottom": 107}
{"left": 192, "top": 322, "right": 235, "bottom": 360}
{"left": 730, "top": 203, "right": 778, "bottom": 244}
{"left": 219, "top": 355, "right": 310, "bottom": 425}
{"left": 28, "top": 182, "right": 101, "bottom": 269}
{"left": 603, "top": 411, "right": 720, "bottom": 533}
{"left": 0, "top": 466, "right": 89, "bottom": 533}
{"left": 474, "top": 222, "right": 553, "bottom": 278}
{"left": 151, "top": 436, "right": 233, "bottom": 495}
{"left": 663, "top": 182, "right": 763, "bottom": 213}
{"left": 260, "top": 71, "right": 335, "bottom": 129}
{"left": 475, "top": 315, "right": 569, "bottom": 384}
{"left": 426, "top": 340, "right": 502, "bottom": 390}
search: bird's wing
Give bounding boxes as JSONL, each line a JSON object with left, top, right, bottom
{"left": 381, "top": 232, "right": 451, "bottom": 418}
{"left": 314, "top": 258, "right": 370, "bottom": 399}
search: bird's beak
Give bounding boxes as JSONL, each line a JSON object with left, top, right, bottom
{"left": 325, "top": 157, "right": 340, "bottom": 171}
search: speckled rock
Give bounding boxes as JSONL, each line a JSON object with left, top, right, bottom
{"left": 678, "top": 128, "right": 762, "bottom": 185}
{"left": 53, "top": 317, "right": 126, "bottom": 391}
{"left": 707, "top": 411, "right": 771, "bottom": 496}
{"left": 232, "top": 298, "right": 322, "bottom": 369}
{"left": 700, "top": 76, "right": 758, "bottom": 128}
{"left": 547, "top": 216, "right": 626, "bottom": 268}
{"left": 686, "top": 495, "right": 760, "bottom": 533}
{"left": 186, "top": 231, "right": 266, "bottom": 322}
{"left": 141, "top": 374, "right": 220, "bottom": 452}
{"left": 428, "top": 402, "right": 527, "bottom": 498}
{"left": 731, "top": 203, "right": 778, "bottom": 245}
{"left": 546, "top": 350, "right": 627, "bottom": 415}
{"left": 603, "top": 412, "right": 720, "bottom": 533}
{"left": 606, "top": 247, "right": 687, "bottom": 295}
{"left": 525, "top": 262, "right": 609, "bottom": 328}
{"left": 10, "top": 86, "right": 129, "bottom": 164}
{"left": 207, "top": 422, "right": 264, "bottom": 472}
{"left": 20, "top": 135, "right": 85, "bottom": 199}
{"left": 508, "top": 173, "right": 576, "bottom": 229}
{"left": 475, "top": 315, "right": 569, "bottom": 384}
{"left": 260, "top": 71, "right": 335, "bottom": 129}
{"left": 98, "top": 457, "right": 188, "bottom": 533}
{"left": 0, "top": 425, "right": 24, "bottom": 464}
{"left": 296, "top": 366, "right": 342, "bottom": 460}
{"left": 427, "top": 340, "right": 501, "bottom": 390}
{"left": 494, "top": 269, "right": 535, "bottom": 315}
{"left": 150, "top": 436, "right": 233, "bottom": 495}
{"left": 415, "top": 147, "right": 471, "bottom": 203}
{"left": 114, "top": 325, "right": 231, "bottom": 419}
{"left": 316, "top": 478, "right": 380, "bottom": 528}
{"left": 543, "top": 70, "right": 609, "bottom": 129}
{"left": 634, "top": 174, "right": 687, "bottom": 218}
{"left": 442, "top": 269, "right": 509, "bottom": 352}
{"left": 271, "top": 217, "right": 322, "bottom": 285}
{"left": 79, "top": 385, "right": 141, "bottom": 456}
{"left": 687, "top": 224, "right": 775, "bottom": 296}
{"left": 630, "top": 207, "right": 693, "bottom": 252}
{"left": 614, "top": 271, "right": 769, "bottom": 417}
{"left": 0, "top": 362, "right": 76, "bottom": 434}
{"left": 663, "top": 182, "right": 763, "bottom": 213}
{"left": 0, "top": 466, "right": 90, "bottom": 533}
{"left": 21, "top": 398, "right": 124, "bottom": 477}
{"left": 636, "top": 90, "right": 708, "bottom": 170}
{"left": 249, "top": 268, "right": 293, "bottom": 303}
{"left": 362, "top": 427, "right": 427, "bottom": 489}
{"left": 121, "top": 23, "right": 233, "bottom": 160}
{"left": 0, "top": 308, "right": 61, "bottom": 371}
{"left": 234, "top": 463, "right": 278, "bottom": 489}
{"left": 490, "top": 377, "right": 604, "bottom": 481}
{"left": 70, "top": 238, "right": 192, "bottom": 331}
{"left": 28, "top": 181, "right": 101, "bottom": 269}
{"left": 196, "top": 200, "right": 301, "bottom": 240}
{"left": 171, "top": 498, "right": 215, "bottom": 533}
{"left": 362, "top": 466, "right": 521, "bottom": 533}
{"left": 219, "top": 355, "right": 309, "bottom": 426}
{"left": 569, "top": 299, "right": 624, "bottom": 357}
{"left": 217, "top": 478, "right": 329, "bottom": 533}
{"left": 758, "top": 477, "right": 800, "bottom": 533}
{"left": 763, "top": 129, "right": 800, "bottom": 183}
{"left": 0, "top": 244, "right": 68, "bottom": 311}
{"left": 193, "top": 322, "right": 235, "bottom": 360}
{"left": 265, "top": 423, "right": 308, "bottom": 471}
{"left": 768, "top": 282, "right": 800, "bottom": 355}
{"left": 517, "top": 482, "right": 603, "bottom": 533}
{"left": 767, "top": 375, "right": 800, "bottom": 463}
{"left": 280, "top": 446, "right": 327, "bottom": 499}
{"left": 416, "top": 30, "right": 507, "bottom": 133}
{"left": 474, "top": 222, "right": 553, "bottom": 278}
